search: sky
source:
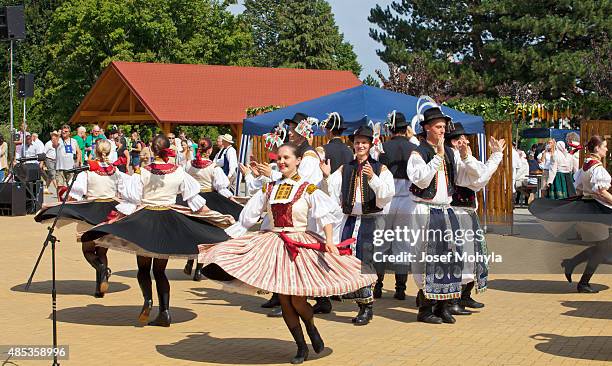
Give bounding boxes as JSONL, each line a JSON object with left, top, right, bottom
{"left": 228, "top": 0, "right": 395, "bottom": 80}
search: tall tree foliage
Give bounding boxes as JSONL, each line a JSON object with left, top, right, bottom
{"left": 242, "top": 0, "right": 361, "bottom": 76}
{"left": 369, "top": 0, "right": 612, "bottom": 98}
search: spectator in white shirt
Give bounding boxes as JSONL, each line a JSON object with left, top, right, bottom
{"left": 55, "top": 124, "right": 82, "bottom": 189}
{"left": 16, "top": 133, "right": 41, "bottom": 164}
{"left": 42, "top": 131, "right": 59, "bottom": 194}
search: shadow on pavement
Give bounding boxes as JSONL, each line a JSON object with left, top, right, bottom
{"left": 52, "top": 304, "right": 196, "bottom": 326}
{"left": 531, "top": 333, "right": 612, "bottom": 361}
{"left": 113, "top": 268, "right": 202, "bottom": 282}
{"left": 11, "top": 279, "right": 130, "bottom": 295}
{"left": 156, "top": 332, "right": 333, "bottom": 364}
{"left": 188, "top": 287, "right": 418, "bottom": 324}
{"left": 488, "top": 279, "right": 609, "bottom": 294}
{"left": 560, "top": 301, "right": 612, "bottom": 320}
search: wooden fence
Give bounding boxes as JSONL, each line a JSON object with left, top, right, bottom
{"left": 580, "top": 120, "right": 612, "bottom": 171}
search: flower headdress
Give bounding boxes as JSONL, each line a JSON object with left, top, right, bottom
{"left": 262, "top": 121, "right": 287, "bottom": 151}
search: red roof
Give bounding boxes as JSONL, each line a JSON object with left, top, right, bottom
{"left": 71, "top": 61, "right": 361, "bottom": 125}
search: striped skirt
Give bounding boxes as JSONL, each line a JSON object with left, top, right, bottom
{"left": 198, "top": 231, "right": 377, "bottom": 297}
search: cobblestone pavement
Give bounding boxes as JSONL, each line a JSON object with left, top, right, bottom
{"left": 1, "top": 211, "right": 611, "bottom": 366}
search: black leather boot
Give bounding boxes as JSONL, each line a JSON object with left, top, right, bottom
{"left": 561, "top": 259, "right": 575, "bottom": 283}
{"left": 373, "top": 274, "right": 384, "bottom": 299}
{"left": 353, "top": 303, "right": 373, "bottom": 326}
{"left": 268, "top": 307, "right": 283, "bottom": 317}
{"left": 448, "top": 298, "right": 471, "bottom": 316}
{"left": 416, "top": 290, "right": 442, "bottom": 324}
{"left": 312, "top": 297, "right": 332, "bottom": 314}
{"left": 95, "top": 259, "right": 111, "bottom": 296}
{"left": 193, "top": 263, "right": 204, "bottom": 281}
{"left": 302, "top": 317, "right": 324, "bottom": 353}
{"left": 262, "top": 293, "right": 281, "bottom": 308}
{"left": 288, "top": 326, "right": 309, "bottom": 364}
{"left": 149, "top": 290, "right": 171, "bottom": 327}
{"left": 577, "top": 273, "right": 599, "bottom": 293}
{"left": 434, "top": 300, "right": 456, "bottom": 324}
{"left": 460, "top": 282, "right": 484, "bottom": 308}
{"left": 183, "top": 259, "right": 194, "bottom": 276}
{"left": 393, "top": 274, "right": 407, "bottom": 300}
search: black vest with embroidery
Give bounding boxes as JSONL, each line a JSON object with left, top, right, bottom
{"left": 341, "top": 157, "right": 383, "bottom": 215}
{"left": 409, "top": 143, "right": 457, "bottom": 199}
{"left": 451, "top": 186, "right": 477, "bottom": 208}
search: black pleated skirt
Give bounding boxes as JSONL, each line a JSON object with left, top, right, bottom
{"left": 81, "top": 207, "right": 231, "bottom": 259}
{"left": 176, "top": 191, "right": 243, "bottom": 221}
{"left": 34, "top": 200, "right": 118, "bottom": 226}
{"left": 529, "top": 197, "right": 612, "bottom": 225}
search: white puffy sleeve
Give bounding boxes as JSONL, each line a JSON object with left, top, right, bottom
{"left": 407, "top": 151, "right": 443, "bottom": 189}
{"left": 320, "top": 166, "right": 343, "bottom": 206}
{"left": 298, "top": 153, "right": 323, "bottom": 185}
{"left": 225, "top": 188, "right": 267, "bottom": 238}
{"left": 304, "top": 186, "right": 344, "bottom": 230}
{"left": 456, "top": 152, "right": 504, "bottom": 191}
{"left": 115, "top": 171, "right": 143, "bottom": 215}
{"left": 591, "top": 166, "right": 611, "bottom": 192}
{"left": 368, "top": 165, "right": 395, "bottom": 208}
{"left": 180, "top": 171, "right": 207, "bottom": 212}
{"left": 68, "top": 171, "right": 88, "bottom": 200}
{"left": 573, "top": 169, "right": 584, "bottom": 193}
{"left": 547, "top": 152, "right": 560, "bottom": 185}
{"left": 212, "top": 166, "right": 233, "bottom": 198}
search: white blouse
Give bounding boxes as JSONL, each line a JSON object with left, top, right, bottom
{"left": 225, "top": 176, "right": 343, "bottom": 238}
{"left": 574, "top": 159, "right": 612, "bottom": 209}
{"left": 69, "top": 164, "right": 121, "bottom": 201}
{"left": 186, "top": 160, "right": 233, "bottom": 198}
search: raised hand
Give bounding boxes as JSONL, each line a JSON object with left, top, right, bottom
{"left": 257, "top": 162, "right": 272, "bottom": 178}
{"left": 436, "top": 137, "right": 445, "bottom": 156}
{"left": 362, "top": 162, "right": 374, "bottom": 178}
{"left": 320, "top": 159, "right": 332, "bottom": 178}
{"left": 239, "top": 163, "right": 251, "bottom": 176}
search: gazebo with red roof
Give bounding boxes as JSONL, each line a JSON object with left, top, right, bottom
{"left": 69, "top": 61, "right": 362, "bottom": 139}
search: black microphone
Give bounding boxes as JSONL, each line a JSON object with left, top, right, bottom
{"left": 63, "top": 165, "right": 91, "bottom": 175}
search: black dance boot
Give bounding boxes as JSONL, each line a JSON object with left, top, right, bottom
{"left": 448, "top": 298, "right": 471, "bottom": 316}
{"left": 268, "top": 307, "right": 283, "bottom": 317}
{"left": 416, "top": 290, "right": 442, "bottom": 324}
{"left": 149, "top": 291, "right": 172, "bottom": 327}
{"left": 561, "top": 259, "right": 575, "bottom": 283}
{"left": 373, "top": 274, "right": 384, "bottom": 299}
{"left": 312, "top": 297, "right": 332, "bottom": 314}
{"left": 95, "top": 259, "right": 111, "bottom": 296}
{"left": 138, "top": 277, "right": 154, "bottom": 324}
{"left": 193, "top": 263, "right": 204, "bottom": 282}
{"left": 262, "top": 293, "right": 280, "bottom": 308}
{"left": 577, "top": 273, "right": 599, "bottom": 293}
{"left": 393, "top": 274, "right": 407, "bottom": 300}
{"left": 460, "top": 282, "right": 484, "bottom": 309}
{"left": 434, "top": 300, "right": 456, "bottom": 324}
{"left": 289, "top": 326, "right": 309, "bottom": 364}
{"left": 353, "top": 303, "right": 373, "bottom": 326}
{"left": 302, "top": 317, "right": 324, "bottom": 354}
{"left": 183, "top": 260, "right": 194, "bottom": 276}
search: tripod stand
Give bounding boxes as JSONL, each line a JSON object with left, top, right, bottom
{"left": 24, "top": 172, "right": 79, "bottom": 366}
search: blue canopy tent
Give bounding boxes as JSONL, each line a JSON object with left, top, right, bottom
{"left": 519, "top": 128, "right": 579, "bottom": 142}
{"left": 242, "top": 85, "right": 485, "bottom": 136}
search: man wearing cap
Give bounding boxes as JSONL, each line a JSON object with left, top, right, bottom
{"left": 321, "top": 125, "right": 395, "bottom": 325}
{"left": 406, "top": 106, "right": 484, "bottom": 325}
{"left": 214, "top": 134, "right": 238, "bottom": 193}
{"left": 445, "top": 124, "right": 505, "bottom": 315}
{"left": 374, "top": 111, "right": 419, "bottom": 301}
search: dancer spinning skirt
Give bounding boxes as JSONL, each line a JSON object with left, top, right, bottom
{"left": 199, "top": 143, "right": 376, "bottom": 364}
{"left": 530, "top": 135, "right": 612, "bottom": 293}
{"left": 34, "top": 140, "right": 120, "bottom": 297}
{"left": 180, "top": 137, "right": 244, "bottom": 280}
{"left": 81, "top": 135, "right": 233, "bottom": 327}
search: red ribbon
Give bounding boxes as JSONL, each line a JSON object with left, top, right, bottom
{"left": 158, "top": 148, "right": 176, "bottom": 163}
{"left": 268, "top": 152, "right": 279, "bottom": 161}
{"left": 279, "top": 232, "right": 354, "bottom": 261}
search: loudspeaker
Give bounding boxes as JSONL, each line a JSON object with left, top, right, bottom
{"left": 0, "top": 182, "right": 27, "bottom": 216}
{"left": 14, "top": 162, "right": 41, "bottom": 182}
{"left": 0, "top": 6, "right": 26, "bottom": 40}
{"left": 18, "top": 73, "right": 34, "bottom": 98}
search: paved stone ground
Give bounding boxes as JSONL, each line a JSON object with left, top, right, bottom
{"left": 1, "top": 208, "right": 611, "bottom": 365}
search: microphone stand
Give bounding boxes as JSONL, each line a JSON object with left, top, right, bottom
{"left": 24, "top": 171, "right": 80, "bottom": 366}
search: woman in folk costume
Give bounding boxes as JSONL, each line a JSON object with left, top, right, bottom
{"left": 320, "top": 124, "right": 395, "bottom": 326}
{"left": 530, "top": 135, "right": 612, "bottom": 293}
{"left": 81, "top": 135, "right": 232, "bottom": 327}
{"left": 35, "top": 140, "right": 120, "bottom": 298}
{"left": 199, "top": 142, "right": 375, "bottom": 364}
{"left": 546, "top": 141, "right": 577, "bottom": 199}
{"left": 181, "top": 137, "right": 244, "bottom": 281}
{"left": 406, "top": 104, "right": 493, "bottom": 325}
{"left": 444, "top": 124, "right": 505, "bottom": 315}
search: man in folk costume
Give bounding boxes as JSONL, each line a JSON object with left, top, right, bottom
{"left": 374, "top": 111, "right": 419, "bottom": 300}
{"left": 406, "top": 105, "right": 487, "bottom": 324}
{"left": 321, "top": 125, "right": 395, "bottom": 325}
{"left": 213, "top": 134, "right": 238, "bottom": 194}
{"left": 444, "top": 123, "right": 505, "bottom": 315}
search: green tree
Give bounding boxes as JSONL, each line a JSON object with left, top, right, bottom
{"left": 369, "top": 0, "right": 612, "bottom": 98}
{"left": 242, "top": 0, "right": 361, "bottom": 76}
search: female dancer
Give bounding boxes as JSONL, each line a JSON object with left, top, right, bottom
{"left": 530, "top": 135, "right": 612, "bottom": 293}
{"left": 35, "top": 140, "right": 120, "bottom": 297}
{"left": 182, "top": 137, "right": 243, "bottom": 280}
{"left": 199, "top": 143, "right": 376, "bottom": 364}
{"left": 81, "top": 135, "right": 232, "bottom": 326}
{"left": 547, "top": 141, "right": 576, "bottom": 199}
